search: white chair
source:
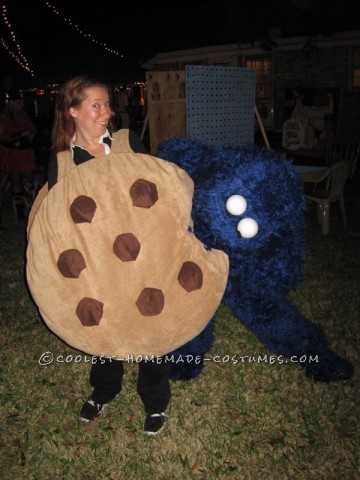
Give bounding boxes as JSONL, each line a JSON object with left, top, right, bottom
{"left": 305, "top": 160, "right": 352, "bottom": 235}
{"left": 326, "top": 138, "right": 359, "bottom": 179}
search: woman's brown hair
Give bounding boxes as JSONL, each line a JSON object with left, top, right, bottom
{"left": 51, "top": 75, "right": 116, "bottom": 153}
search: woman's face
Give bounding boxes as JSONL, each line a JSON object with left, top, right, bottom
{"left": 69, "top": 86, "right": 111, "bottom": 138}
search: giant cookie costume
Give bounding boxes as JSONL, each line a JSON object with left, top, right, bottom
{"left": 26, "top": 131, "right": 229, "bottom": 358}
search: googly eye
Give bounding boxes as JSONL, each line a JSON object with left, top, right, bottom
{"left": 226, "top": 195, "right": 247, "bottom": 216}
{"left": 237, "top": 218, "right": 258, "bottom": 238}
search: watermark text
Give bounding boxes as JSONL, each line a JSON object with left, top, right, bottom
{"left": 38, "top": 351, "right": 318, "bottom": 366}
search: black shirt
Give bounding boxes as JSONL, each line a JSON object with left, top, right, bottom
{"left": 47, "top": 129, "right": 148, "bottom": 189}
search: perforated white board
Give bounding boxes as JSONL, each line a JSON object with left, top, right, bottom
{"left": 186, "top": 65, "right": 256, "bottom": 146}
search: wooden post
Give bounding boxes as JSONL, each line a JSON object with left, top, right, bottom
{"left": 254, "top": 105, "right": 271, "bottom": 150}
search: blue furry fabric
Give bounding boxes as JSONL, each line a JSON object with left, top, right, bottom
{"left": 158, "top": 138, "right": 353, "bottom": 382}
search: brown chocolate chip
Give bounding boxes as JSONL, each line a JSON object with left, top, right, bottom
{"left": 70, "top": 195, "right": 97, "bottom": 223}
{"left": 130, "top": 179, "right": 158, "bottom": 208}
{"left": 57, "top": 249, "right": 86, "bottom": 278}
{"left": 136, "top": 288, "right": 164, "bottom": 316}
{"left": 178, "top": 261, "right": 203, "bottom": 292}
{"left": 113, "top": 233, "right": 141, "bottom": 261}
{"left": 76, "top": 297, "right": 104, "bottom": 326}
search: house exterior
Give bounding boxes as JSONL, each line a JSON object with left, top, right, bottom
{"left": 143, "top": 30, "right": 360, "bottom": 157}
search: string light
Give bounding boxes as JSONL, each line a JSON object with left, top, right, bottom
{"left": 1, "top": 1, "right": 141, "bottom": 89}
{"left": 43, "top": 1, "right": 124, "bottom": 57}
{"left": 1, "top": 3, "right": 35, "bottom": 76}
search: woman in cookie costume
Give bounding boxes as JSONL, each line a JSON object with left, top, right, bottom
{"left": 27, "top": 76, "right": 228, "bottom": 436}
{"left": 48, "top": 75, "right": 170, "bottom": 435}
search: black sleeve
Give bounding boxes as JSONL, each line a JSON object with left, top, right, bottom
{"left": 47, "top": 150, "right": 58, "bottom": 189}
{"left": 129, "top": 129, "right": 149, "bottom": 154}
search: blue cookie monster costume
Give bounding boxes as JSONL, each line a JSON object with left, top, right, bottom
{"left": 158, "top": 138, "right": 353, "bottom": 383}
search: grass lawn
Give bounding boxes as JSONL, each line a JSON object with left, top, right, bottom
{"left": 0, "top": 185, "right": 359, "bottom": 480}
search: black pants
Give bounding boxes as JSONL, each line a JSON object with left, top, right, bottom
{"left": 89, "top": 358, "right": 171, "bottom": 415}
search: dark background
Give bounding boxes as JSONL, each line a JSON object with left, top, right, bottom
{"left": 1, "top": 0, "right": 360, "bottom": 88}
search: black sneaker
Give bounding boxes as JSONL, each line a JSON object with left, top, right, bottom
{"left": 143, "top": 412, "right": 167, "bottom": 436}
{"left": 80, "top": 399, "right": 105, "bottom": 422}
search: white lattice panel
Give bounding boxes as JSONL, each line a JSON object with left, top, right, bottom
{"left": 186, "top": 65, "right": 256, "bottom": 146}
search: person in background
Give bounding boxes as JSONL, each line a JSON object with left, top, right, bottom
{"left": 128, "top": 84, "right": 144, "bottom": 135}
{"left": 0, "top": 91, "right": 37, "bottom": 214}
{"left": 115, "top": 85, "right": 130, "bottom": 129}
{"left": 47, "top": 75, "right": 170, "bottom": 436}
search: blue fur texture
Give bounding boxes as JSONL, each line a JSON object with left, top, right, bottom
{"left": 158, "top": 138, "right": 353, "bottom": 382}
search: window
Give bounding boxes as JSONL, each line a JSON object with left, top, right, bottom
{"left": 352, "top": 48, "right": 360, "bottom": 87}
{"left": 245, "top": 56, "right": 273, "bottom": 128}
{"left": 245, "top": 57, "right": 272, "bottom": 100}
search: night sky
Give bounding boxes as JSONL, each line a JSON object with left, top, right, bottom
{"left": 1, "top": 0, "right": 359, "bottom": 88}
